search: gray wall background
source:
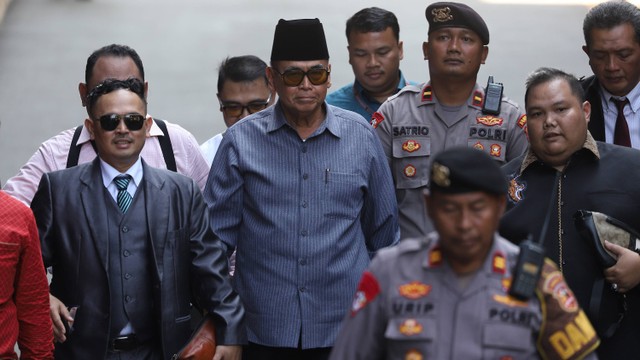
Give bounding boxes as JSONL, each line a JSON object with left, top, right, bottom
{"left": 0, "top": 0, "right": 595, "bottom": 184}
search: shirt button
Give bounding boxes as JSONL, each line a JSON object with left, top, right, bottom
{"left": 301, "top": 230, "right": 308, "bottom": 236}
{"left": 125, "top": 295, "right": 132, "bottom": 302}
{"left": 302, "top": 201, "right": 308, "bottom": 208}
{"left": 300, "top": 259, "right": 307, "bottom": 265}
{"left": 303, "top": 173, "right": 309, "bottom": 180}
{"left": 123, "top": 250, "right": 131, "bottom": 257}
{"left": 122, "top": 226, "right": 129, "bottom": 233}
{"left": 302, "top": 146, "right": 308, "bottom": 153}
{"left": 299, "top": 287, "right": 306, "bottom": 292}
{"left": 124, "top": 273, "right": 132, "bottom": 280}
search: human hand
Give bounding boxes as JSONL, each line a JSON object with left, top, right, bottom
{"left": 49, "top": 293, "right": 73, "bottom": 342}
{"left": 603, "top": 240, "right": 640, "bottom": 293}
{"left": 213, "top": 345, "right": 242, "bottom": 360}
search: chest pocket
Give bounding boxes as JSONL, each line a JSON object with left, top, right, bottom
{"left": 468, "top": 122, "right": 508, "bottom": 163}
{"left": 392, "top": 136, "right": 430, "bottom": 190}
{"left": 482, "top": 322, "right": 537, "bottom": 359}
{"left": 384, "top": 317, "right": 436, "bottom": 360}
{"left": 322, "top": 171, "right": 364, "bottom": 220}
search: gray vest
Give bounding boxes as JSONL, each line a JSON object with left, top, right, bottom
{"left": 104, "top": 184, "right": 156, "bottom": 341}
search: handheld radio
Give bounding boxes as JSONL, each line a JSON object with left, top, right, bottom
{"left": 482, "top": 76, "right": 503, "bottom": 115}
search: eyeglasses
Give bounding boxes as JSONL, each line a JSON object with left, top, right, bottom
{"left": 97, "top": 113, "right": 146, "bottom": 131}
{"left": 274, "top": 67, "right": 330, "bottom": 87}
{"left": 220, "top": 94, "right": 271, "bottom": 118}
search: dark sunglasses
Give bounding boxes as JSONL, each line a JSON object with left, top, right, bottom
{"left": 220, "top": 94, "right": 271, "bottom": 117}
{"left": 97, "top": 113, "right": 146, "bottom": 131}
{"left": 274, "top": 67, "right": 330, "bottom": 87}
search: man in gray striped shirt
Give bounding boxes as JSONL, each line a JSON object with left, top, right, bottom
{"left": 204, "top": 18, "right": 399, "bottom": 360}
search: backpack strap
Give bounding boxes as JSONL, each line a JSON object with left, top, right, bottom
{"left": 153, "top": 118, "right": 177, "bottom": 172}
{"left": 66, "top": 125, "right": 84, "bottom": 168}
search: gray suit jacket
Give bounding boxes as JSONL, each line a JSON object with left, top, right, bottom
{"left": 31, "top": 158, "right": 244, "bottom": 359}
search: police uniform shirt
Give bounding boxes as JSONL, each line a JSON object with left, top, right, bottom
{"left": 371, "top": 82, "right": 529, "bottom": 239}
{"left": 329, "top": 234, "right": 599, "bottom": 360}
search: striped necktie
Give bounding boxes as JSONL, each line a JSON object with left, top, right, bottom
{"left": 114, "top": 175, "right": 133, "bottom": 213}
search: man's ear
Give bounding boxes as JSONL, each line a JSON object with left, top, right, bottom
{"left": 79, "top": 83, "right": 88, "bottom": 107}
{"left": 143, "top": 81, "right": 149, "bottom": 99}
{"left": 144, "top": 115, "right": 153, "bottom": 138}
{"left": 582, "top": 45, "right": 589, "bottom": 56}
{"left": 422, "top": 41, "right": 429, "bottom": 61}
{"left": 84, "top": 118, "right": 95, "bottom": 140}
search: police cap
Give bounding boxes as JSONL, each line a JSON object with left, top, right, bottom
{"left": 425, "top": 2, "right": 490, "bottom": 45}
{"left": 429, "top": 147, "right": 507, "bottom": 195}
{"left": 271, "top": 18, "right": 330, "bottom": 61}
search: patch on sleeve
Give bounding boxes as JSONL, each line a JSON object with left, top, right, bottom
{"left": 351, "top": 271, "right": 381, "bottom": 317}
{"left": 370, "top": 112, "right": 385, "bottom": 129}
{"left": 537, "top": 262, "right": 599, "bottom": 359}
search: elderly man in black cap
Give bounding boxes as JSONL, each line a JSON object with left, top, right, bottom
{"left": 329, "top": 147, "right": 599, "bottom": 360}
{"left": 204, "top": 18, "right": 399, "bottom": 360}
{"left": 371, "top": 2, "right": 529, "bottom": 241}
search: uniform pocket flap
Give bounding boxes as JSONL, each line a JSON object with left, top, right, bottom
{"left": 483, "top": 322, "right": 531, "bottom": 350}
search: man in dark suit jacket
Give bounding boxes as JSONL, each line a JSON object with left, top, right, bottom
{"left": 31, "top": 78, "right": 244, "bottom": 359}
{"left": 581, "top": 1, "right": 640, "bottom": 148}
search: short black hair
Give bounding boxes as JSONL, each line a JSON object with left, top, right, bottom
{"left": 524, "top": 67, "right": 585, "bottom": 108}
{"left": 85, "top": 44, "right": 145, "bottom": 85}
{"left": 583, "top": 1, "right": 640, "bottom": 48}
{"left": 217, "top": 55, "right": 268, "bottom": 93}
{"left": 87, "top": 78, "right": 146, "bottom": 117}
{"left": 346, "top": 7, "right": 400, "bottom": 41}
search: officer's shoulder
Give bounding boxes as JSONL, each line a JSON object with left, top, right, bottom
{"left": 376, "top": 237, "right": 431, "bottom": 261}
{"left": 498, "top": 93, "right": 521, "bottom": 111}
{"left": 386, "top": 83, "right": 423, "bottom": 103}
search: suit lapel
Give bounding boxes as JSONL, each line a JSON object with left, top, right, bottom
{"left": 80, "top": 158, "right": 110, "bottom": 272}
{"left": 143, "top": 161, "right": 169, "bottom": 281}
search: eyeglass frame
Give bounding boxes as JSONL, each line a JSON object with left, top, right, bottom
{"left": 95, "top": 113, "right": 147, "bottom": 131}
{"left": 272, "top": 66, "right": 331, "bottom": 87}
{"left": 219, "top": 93, "right": 272, "bottom": 117}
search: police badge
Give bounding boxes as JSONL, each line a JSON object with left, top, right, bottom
{"left": 574, "top": 210, "right": 640, "bottom": 268}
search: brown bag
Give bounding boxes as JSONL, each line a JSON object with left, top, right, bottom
{"left": 172, "top": 314, "right": 217, "bottom": 360}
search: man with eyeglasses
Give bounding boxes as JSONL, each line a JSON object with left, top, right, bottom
{"left": 31, "top": 78, "right": 244, "bottom": 359}
{"left": 3, "top": 44, "right": 211, "bottom": 206}
{"left": 372, "top": 2, "right": 528, "bottom": 241}
{"left": 200, "top": 55, "right": 276, "bottom": 164}
{"left": 205, "top": 18, "right": 399, "bottom": 360}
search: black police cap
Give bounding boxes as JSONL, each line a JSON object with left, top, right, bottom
{"left": 425, "top": 2, "right": 490, "bottom": 45}
{"left": 271, "top": 18, "right": 330, "bottom": 61}
{"left": 429, "top": 147, "right": 507, "bottom": 195}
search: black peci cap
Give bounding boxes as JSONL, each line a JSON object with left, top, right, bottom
{"left": 429, "top": 147, "right": 507, "bottom": 195}
{"left": 425, "top": 2, "right": 490, "bottom": 45}
{"left": 270, "top": 18, "right": 330, "bottom": 61}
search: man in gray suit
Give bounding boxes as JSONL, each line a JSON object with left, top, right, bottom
{"left": 31, "top": 78, "right": 244, "bottom": 359}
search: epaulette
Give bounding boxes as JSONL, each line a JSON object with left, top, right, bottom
{"left": 386, "top": 83, "right": 422, "bottom": 103}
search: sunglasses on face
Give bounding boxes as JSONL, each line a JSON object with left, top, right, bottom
{"left": 220, "top": 94, "right": 272, "bottom": 117}
{"left": 97, "top": 113, "right": 146, "bottom": 131}
{"left": 274, "top": 67, "right": 330, "bottom": 87}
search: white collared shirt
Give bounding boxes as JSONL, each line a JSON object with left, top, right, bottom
{"left": 100, "top": 157, "right": 144, "bottom": 201}
{"left": 599, "top": 81, "right": 640, "bottom": 148}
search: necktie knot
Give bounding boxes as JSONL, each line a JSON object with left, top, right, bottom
{"left": 611, "top": 97, "right": 629, "bottom": 112}
{"left": 114, "top": 175, "right": 131, "bottom": 191}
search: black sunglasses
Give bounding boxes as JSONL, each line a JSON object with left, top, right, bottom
{"left": 274, "top": 67, "right": 330, "bottom": 87}
{"left": 97, "top": 113, "right": 146, "bottom": 131}
{"left": 220, "top": 94, "right": 272, "bottom": 117}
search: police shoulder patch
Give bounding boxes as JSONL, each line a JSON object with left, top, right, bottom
{"left": 371, "top": 112, "right": 385, "bottom": 129}
{"left": 492, "top": 251, "right": 506, "bottom": 274}
{"left": 517, "top": 114, "right": 527, "bottom": 128}
{"left": 472, "top": 91, "right": 483, "bottom": 107}
{"left": 350, "top": 271, "right": 380, "bottom": 317}
{"left": 421, "top": 85, "right": 433, "bottom": 102}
